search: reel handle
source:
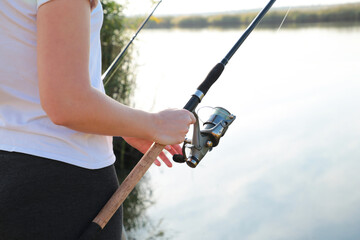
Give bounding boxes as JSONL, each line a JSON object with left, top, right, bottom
{"left": 173, "top": 154, "right": 186, "bottom": 163}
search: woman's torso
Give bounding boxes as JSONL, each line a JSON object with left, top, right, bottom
{"left": 0, "top": 0, "right": 115, "bottom": 169}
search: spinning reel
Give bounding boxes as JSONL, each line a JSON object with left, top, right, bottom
{"left": 169, "top": 0, "right": 276, "bottom": 168}
{"left": 173, "top": 107, "right": 236, "bottom": 168}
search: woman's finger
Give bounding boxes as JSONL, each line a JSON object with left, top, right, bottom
{"left": 159, "top": 152, "right": 172, "bottom": 168}
{"left": 172, "top": 144, "right": 182, "bottom": 154}
{"left": 188, "top": 111, "right": 196, "bottom": 124}
{"left": 153, "top": 159, "right": 161, "bottom": 166}
{"left": 165, "top": 144, "right": 182, "bottom": 155}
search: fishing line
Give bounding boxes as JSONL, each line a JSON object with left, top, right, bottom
{"left": 277, "top": 6, "right": 292, "bottom": 32}
{"left": 102, "top": 0, "right": 163, "bottom": 86}
{"left": 196, "top": 106, "right": 215, "bottom": 124}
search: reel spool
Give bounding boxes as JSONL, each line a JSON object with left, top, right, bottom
{"left": 173, "top": 107, "right": 236, "bottom": 168}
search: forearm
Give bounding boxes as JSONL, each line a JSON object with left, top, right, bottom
{"left": 49, "top": 86, "right": 155, "bottom": 140}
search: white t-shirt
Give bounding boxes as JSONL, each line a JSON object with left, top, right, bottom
{"left": 0, "top": 0, "right": 116, "bottom": 169}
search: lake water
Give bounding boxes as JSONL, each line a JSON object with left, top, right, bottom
{"left": 130, "top": 24, "right": 360, "bottom": 240}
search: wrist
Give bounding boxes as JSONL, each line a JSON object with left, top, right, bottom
{"left": 144, "top": 112, "right": 159, "bottom": 143}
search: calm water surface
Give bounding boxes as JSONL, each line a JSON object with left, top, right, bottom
{"left": 131, "top": 24, "right": 360, "bottom": 240}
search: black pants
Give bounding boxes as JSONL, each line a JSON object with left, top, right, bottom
{"left": 0, "top": 150, "right": 122, "bottom": 240}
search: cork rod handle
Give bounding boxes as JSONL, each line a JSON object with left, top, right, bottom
{"left": 94, "top": 142, "right": 165, "bottom": 228}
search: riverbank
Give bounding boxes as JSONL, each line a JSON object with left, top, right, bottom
{"left": 126, "top": 2, "right": 360, "bottom": 29}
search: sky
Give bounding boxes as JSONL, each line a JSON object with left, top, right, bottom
{"left": 116, "top": 0, "right": 360, "bottom": 16}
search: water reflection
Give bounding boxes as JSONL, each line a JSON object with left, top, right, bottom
{"left": 270, "top": 21, "right": 360, "bottom": 30}
{"left": 130, "top": 23, "right": 360, "bottom": 240}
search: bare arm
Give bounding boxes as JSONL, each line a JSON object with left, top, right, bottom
{"left": 37, "top": 0, "right": 194, "bottom": 145}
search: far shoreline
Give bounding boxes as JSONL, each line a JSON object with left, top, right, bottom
{"left": 124, "top": 3, "right": 360, "bottom": 30}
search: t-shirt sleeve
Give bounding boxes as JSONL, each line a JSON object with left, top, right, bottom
{"left": 37, "top": 0, "right": 51, "bottom": 9}
{"left": 37, "top": 0, "right": 98, "bottom": 10}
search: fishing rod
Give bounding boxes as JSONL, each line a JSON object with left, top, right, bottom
{"left": 79, "top": 0, "right": 276, "bottom": 239}
{"left": 173, "top": 0, "right": 277, "bottom": 167}
{"left": 102, "top": 0, "right": 163, "bottom": 87}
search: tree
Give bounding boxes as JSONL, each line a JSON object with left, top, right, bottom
{"left": 101, "top": 0, "right": 135, "bottom": 106}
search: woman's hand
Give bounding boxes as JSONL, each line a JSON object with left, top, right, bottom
{"left": 123, "top": 109, "right": 195, "bottom": 167}
{"left": 123, "top": 136, "right": 183, "bottom": 167}
{"left": 151, "top": 109, "right": 196, "bottom": 145}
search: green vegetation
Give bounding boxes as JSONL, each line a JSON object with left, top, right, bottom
{"left": 101, "top": 0, "right": 135, "bottom": 105}
{"left": 136, "top": 3, "right": 360, "bottom": 29}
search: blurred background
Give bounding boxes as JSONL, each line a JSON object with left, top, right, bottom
{"left": 101, "top": 0, "right": 360, "bottom": 239}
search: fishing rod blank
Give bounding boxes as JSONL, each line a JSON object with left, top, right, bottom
{"left": 183, "top": 0, "right": 276, "bottom": 112}
{"left": 102, "top": 0, "right": 163, "bottom": 87}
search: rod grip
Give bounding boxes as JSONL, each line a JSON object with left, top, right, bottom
{"left": 91, "top": 143, "right": 165, "bottom": 229}
{"left": 197, "top": 63, "right": 224, "bottom": 95}
{"left": 183, "top": 95, "right": 200, "bottom": 112}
